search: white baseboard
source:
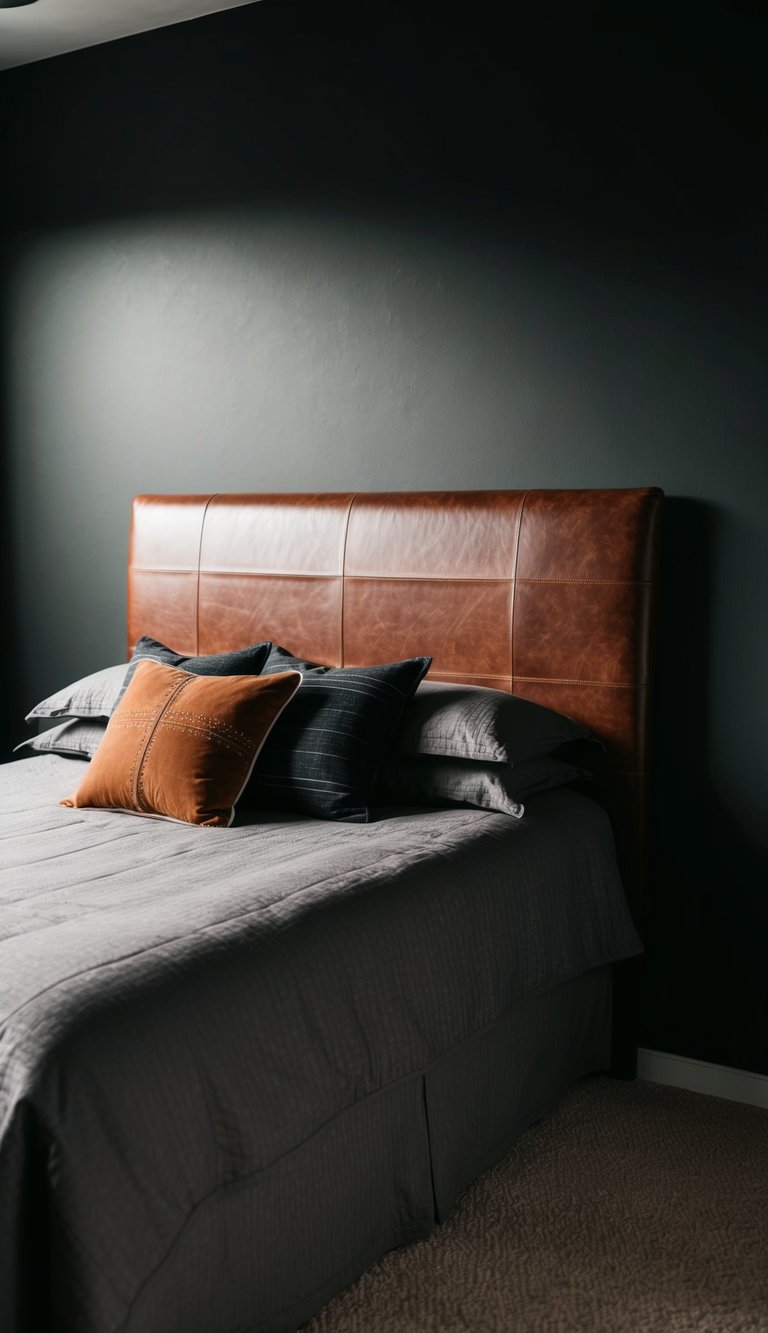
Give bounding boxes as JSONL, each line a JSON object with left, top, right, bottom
{"left": 637, "top": 1048, "right": 768, "bottom": 1110}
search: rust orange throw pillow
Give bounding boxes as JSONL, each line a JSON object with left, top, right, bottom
{"left": 61, "top": 658, "right": 302, "bottom": 827}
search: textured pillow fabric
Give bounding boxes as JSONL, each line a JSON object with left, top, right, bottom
{"left": 248, "top": 654, "right": 432, "bottom": 822}
{"left": 394, "top": 681, "right": 595, "bottom": 766}
{"left": 117, "top": 635, "right": 273, "bottom": 704}
{"left": 16, "top": 718, "right": 107, "bottom": 760}
{"left": 375, "top": 755, "right": 590, "bottom": 819}
{"left": 25, "top": 664, "right": 127, "bottom": 722}
{"left": 26, "top": 637, "right": 274, "bottom": 725}
{"left": 61, "top": 659, "right": 301, "bottom": 827}
{"left": 262, "top": 644, "right": 332, "bottom": 676}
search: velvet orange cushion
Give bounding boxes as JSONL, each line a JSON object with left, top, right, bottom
{"left": 61, "top": 659, "right": 302, "bottom": 827}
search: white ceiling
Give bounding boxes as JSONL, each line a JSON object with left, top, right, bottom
{"left": 0, "top": 0, "right": 260, "bottom": 72}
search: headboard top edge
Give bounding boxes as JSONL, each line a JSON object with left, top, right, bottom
{"left": 133, "top": 487, "right": 664, "bottom": 502}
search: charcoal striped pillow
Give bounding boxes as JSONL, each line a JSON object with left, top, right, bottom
{"left": 250, "top": 649, "right": 431, "bottom": 822}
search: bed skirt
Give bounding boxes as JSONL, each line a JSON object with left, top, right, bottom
{"left": 122, "top": 965, "right": 612, "bottom": 1333}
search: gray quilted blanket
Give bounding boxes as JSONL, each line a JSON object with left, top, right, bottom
{"left": 0, "top": 754, "right": 641, "bottom": 1331}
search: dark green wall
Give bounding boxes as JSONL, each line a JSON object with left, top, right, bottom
{"left": 2, "top": 1, "right": 766, "bottom": 1071}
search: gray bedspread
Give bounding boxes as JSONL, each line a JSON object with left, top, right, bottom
{"left": 0, "top": 754, "right": 641, "bottom": 1332}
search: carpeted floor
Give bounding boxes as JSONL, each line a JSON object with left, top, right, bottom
{"left": 303, "top": 1076, "right": 768, "bottom": 1332}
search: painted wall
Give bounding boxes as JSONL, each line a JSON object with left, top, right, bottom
{"left": 2, "top": 0, "right": 766, "bottom": 1071}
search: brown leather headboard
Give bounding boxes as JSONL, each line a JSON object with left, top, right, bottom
{"left": 127, "top": 489, "right": 663, "bottom": 927}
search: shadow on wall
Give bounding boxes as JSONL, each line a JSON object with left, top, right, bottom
{"left": 644, "top": 497, "right": 768, "bottom": 1073}
{"left": 0, "top": 298, "right": 19, "bottom": 762}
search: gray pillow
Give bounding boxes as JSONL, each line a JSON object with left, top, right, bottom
{"left": 26, "top": 639, "right": 275, "bottom": 724}
{"left": 394, "top": 682, "right": 595, "bottom": 765}
{"left": 15, "top": 718, "right": 107, "bottom": 760}
{"left": 375, "top": 755, "right": 589, "bottom": 819}
{"left": 25, "top": 664, "right": 127, "bottom": 722}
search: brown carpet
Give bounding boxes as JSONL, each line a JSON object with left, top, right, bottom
{"left": 303, "top": 1076, "right": 768, "bottom": 1332}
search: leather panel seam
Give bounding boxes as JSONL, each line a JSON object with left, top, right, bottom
{"left": 195, "top": 495, "right": 218, "bottom": 655}
{"left": 514, "top": 676, "right": 643, "bottom": 689}
{"left": 132, "top": 569, "right": 652, "bottom": 587}
{"left": 198, "top": 569, "right": 342, "bottom": 581}
{"left": 509, "top": 491, "right": 530, "bottom": 693}
{"left": 339, "top": 494, "right": 359, "bottom": 669}
{"left": 516, "top": 577, "right": 653, "bottom": 587}
{"left": 344, "top": 574, "right": 519, "bottom": 585}
{"left": 131, "top": 567, "right": 197, "bottom": 575}
{"left": 427, "top": 672, "right": 510, "bottom": 681}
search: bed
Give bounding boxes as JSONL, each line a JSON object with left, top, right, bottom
{"left": 0, "top": 487, "right": 663, "bottom": 1333}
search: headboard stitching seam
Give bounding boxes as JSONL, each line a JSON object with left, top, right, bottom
{"left": 339, "top": 493, "right": 359, "bottom": 667}
{"left": 509, "top": 490, "right": 530, "bottom": 691}
{"left": 195, "top": 494, "right": 218, "bottom": 655}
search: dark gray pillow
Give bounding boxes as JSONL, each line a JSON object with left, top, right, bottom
{"left": 394, "top": 681, "right": 595, "bottom": 766}
{"left": 117, "top": 636, "right": 273, "bottom": 704}
{"left": 250, "top": 648, "right": 432, "bottom": 821}
{"left": 261, "top": 644, "right": 332, "bottom": 675}
{"left": 375, "top": 754, "right": 590, "bottom": 819}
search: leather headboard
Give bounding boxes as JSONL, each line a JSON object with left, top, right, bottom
{"left": 128, "top": 489, "right": 663, "bottom": 927}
